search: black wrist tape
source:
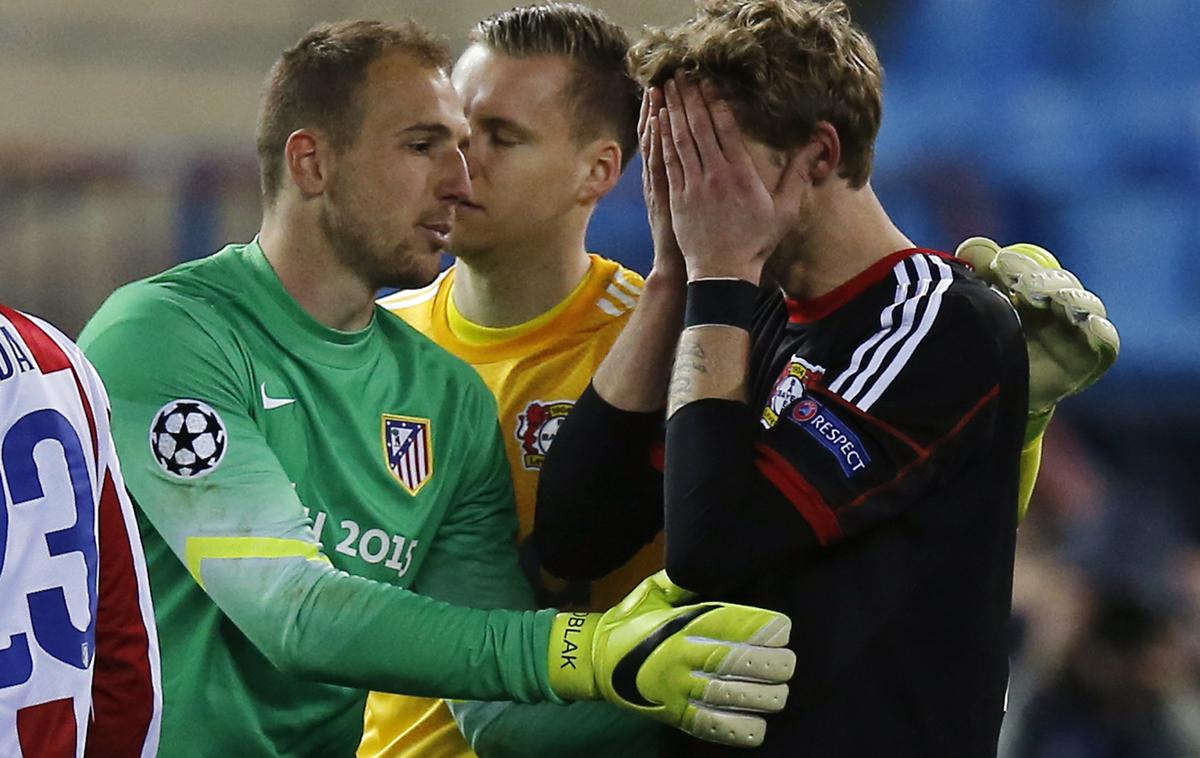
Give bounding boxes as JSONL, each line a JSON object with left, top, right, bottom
{"left": 684, "top": 278, "right": 759, "bottom": 329}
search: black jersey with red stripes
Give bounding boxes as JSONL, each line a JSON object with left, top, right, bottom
{"left": 666, "top": 248, "right": 1029, "bottom": 757}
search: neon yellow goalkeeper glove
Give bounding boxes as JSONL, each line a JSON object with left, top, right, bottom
{"left": 547, "top": 570, "right": 794, "bottom": 748}
{"left": 956, "top": 236, "right": 1120, "bottom": 441}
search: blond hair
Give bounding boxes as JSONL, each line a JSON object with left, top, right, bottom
{"left": 630, "top": 0, "right": 882, "bottom": 187}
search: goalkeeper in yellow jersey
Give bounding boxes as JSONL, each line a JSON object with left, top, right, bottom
{"left": 369, "top": 6, "right": 664, "bottom": 756}
{"left": 366, "top": 3, "right": 1118, "bottom": 757}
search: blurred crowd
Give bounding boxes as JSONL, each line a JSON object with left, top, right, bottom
{"left": 860, "top": 3, "right": 1200, "bottom": 754}
{"left": 998, "top": 414, "right": 1200, "bottom": 757}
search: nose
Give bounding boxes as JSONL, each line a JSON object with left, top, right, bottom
{"left": 463, "top": 142, "right": 482, "bottom": 181}
{"left": 438, "top": 147, "right": 472, "bottom": 204}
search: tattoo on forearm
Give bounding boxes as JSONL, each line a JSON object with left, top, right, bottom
{"left": 667, "top": 335, "right": 709, "bottom": 417}
{"left": 666, "top": 326, "right": 751, "bottom": 417}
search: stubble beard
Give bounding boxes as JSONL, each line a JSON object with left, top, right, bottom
{"left": 763, "top": 202, "right": 815, "bottom": 289}
{"left": 319, "top": 189, "right": 434, "bottom": 292}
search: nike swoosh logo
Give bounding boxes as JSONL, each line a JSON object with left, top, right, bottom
{"left": 260, "top": 383, "right": 296, "bottom": 410}
{"left": 610, "top": 604, "right": 720, "bottom": 707}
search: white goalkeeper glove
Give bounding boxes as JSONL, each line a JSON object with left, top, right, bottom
{"left": 956, "top": 237, "right": 1119, "bottom": 440}
{"left": 547, "top": 570, "right": 794, "bottom": 748}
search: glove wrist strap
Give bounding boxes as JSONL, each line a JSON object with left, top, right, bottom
{"left": 547, "top": 612, "right": 601, "bottom": 700}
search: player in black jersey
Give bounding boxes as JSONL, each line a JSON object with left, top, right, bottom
{"left": 535, "top": 1, "right": 1117, "bottom": 756}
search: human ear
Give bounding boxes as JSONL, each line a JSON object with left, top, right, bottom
{"left": 806, "top": 121, "right": 842, "bottom": 184}
{"left": 284, "top": 129, "right": 330, "bottom": 197}
{"left": 577, "top": 139, "right": 622, "bottom": 204}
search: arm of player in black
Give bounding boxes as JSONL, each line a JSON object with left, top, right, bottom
{"left": 658, "top": 314, "right": 829, "bottom": 596}
{"left": 533, "top": 383, "right": 665, "bottom": 581}
{"left": 663, "top": 398, "right": 823, "bottom": 595}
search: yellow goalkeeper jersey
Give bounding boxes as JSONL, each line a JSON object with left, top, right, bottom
{"left": 360, "top": 255, "right": 664, "bottom": 758}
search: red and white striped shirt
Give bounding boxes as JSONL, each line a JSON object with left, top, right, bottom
{"left": 0, "top": 304, "right": 161, "bottom": 758}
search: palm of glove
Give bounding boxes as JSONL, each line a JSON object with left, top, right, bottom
{"left": 956, "top": 237, "right": 1120, "bottom": 415}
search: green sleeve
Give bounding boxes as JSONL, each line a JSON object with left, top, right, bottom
{"left": 79, "top": 287, "right": 558, "bottom": 703}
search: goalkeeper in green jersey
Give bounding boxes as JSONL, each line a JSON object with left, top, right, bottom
{"left": 77, "top": 20, "right": 795, "bottom": 756}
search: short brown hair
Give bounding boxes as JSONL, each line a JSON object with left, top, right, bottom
{"left": 630, "top": 0, "right": 883, "bottom": 187}
{"left": 256, "top": 20, "right": 451, "bottom": 203}
{"left": 472, "top": 3, "right": 640, "bottom": 170}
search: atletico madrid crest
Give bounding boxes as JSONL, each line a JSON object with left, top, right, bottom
{"left": 382, "top": 414, "right": 434, "bottom": 495}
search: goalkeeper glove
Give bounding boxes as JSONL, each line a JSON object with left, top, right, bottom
{"left": 956, "top": 236, "right": 1120, "bottom": 441}
{"left": 547, "top": 570, "right": 794, "bottom": 748}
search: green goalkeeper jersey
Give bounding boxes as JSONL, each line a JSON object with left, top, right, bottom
{"left": 78, "top": 240, "right": 558, "bottom": 756}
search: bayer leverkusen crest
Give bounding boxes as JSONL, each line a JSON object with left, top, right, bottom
{"left": 515, "top": 399, "right": 574, "bottom": 470}
{"left": 382, "top": 415, "right": 433, "bottom": 495}
{"left": 761, "top": 355, "right": 826, "bottom": 430}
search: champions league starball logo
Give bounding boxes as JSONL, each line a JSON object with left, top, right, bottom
{"left": 149, "top": 399, "right": 228, "bottom": 478}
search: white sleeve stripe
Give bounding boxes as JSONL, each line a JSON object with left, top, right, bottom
{"left": 605, "top": 283, "right": 638, "bottom": 309}
{"left": 829, "top": 258, "right": 916, "bottom": 395}
{"left": 596, "top": 297, "right": 624, "bottom": 316}
{"left": 829, "top": 255, "right": 953, "bottom": 410}
{"left": 839, "top": 258, "right": 936, "bottom": 404}
{"left": 856, "top": 255, "right": 954, "bottom": 412}
{"left": 610, "top": 269, "right": 644, "bottom": 297}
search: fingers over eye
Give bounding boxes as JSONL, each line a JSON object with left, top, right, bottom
{"left": 664, "top": 79, "right": 702, "bottom": 182}
{"left": 675, "top": 74, "right": 723, "bottom": 164}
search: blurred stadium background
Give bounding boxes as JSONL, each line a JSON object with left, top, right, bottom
{"left": 2, "top": 0, "right": 1197, "bottom": 754}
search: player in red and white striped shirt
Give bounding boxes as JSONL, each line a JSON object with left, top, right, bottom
{"left": 0, "top": 304, "right": 161, "bottom": 758}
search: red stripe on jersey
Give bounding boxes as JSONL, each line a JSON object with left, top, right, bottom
{"left": 754, "top": 442, "right": 843, "bottom": 545}
{"left": 71, "top": 373, "right": 100, "bottom": 471}
{"left": 0, "top": 305, "right": 100, "bottom": 467}
{"left": 17, "top": 698, "right": 76, "bottom": 758}
{"left": 814, "top": 387, "right": 924, "bottom": 455}
{"left": 0, "top": 304, "right": 73, "bottom": 373}
{"left": 86, "top": 470, "right": 155, "bottom": 757}
{"left": 785, "top": 249, "right": 959, "bottom": 324}
{"left": 846, "top": 384, "right": 1000, "bottom": 511}
{"left": 648, "top": 441, "right": 665, "bottom": 473}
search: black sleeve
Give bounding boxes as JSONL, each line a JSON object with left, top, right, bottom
{"left": 664, "top": 399, "right": 820, "bottom": 595}
{"left": 533, "top": 384, "right": 665, "bottom": 581}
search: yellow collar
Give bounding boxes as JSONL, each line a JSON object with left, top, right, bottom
{"left": 445, "top": 258, "right": 597, "bottom": 347}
